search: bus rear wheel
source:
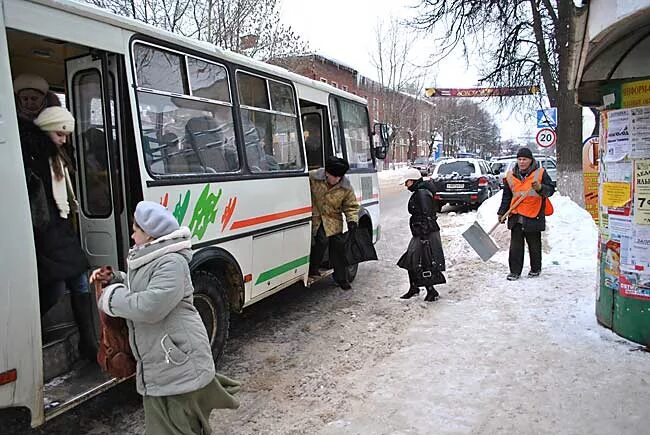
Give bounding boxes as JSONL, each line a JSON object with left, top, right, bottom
{"left": 191, "top": 270, "right": 230, "bottom": 363}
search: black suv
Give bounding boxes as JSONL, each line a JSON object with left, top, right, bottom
{"left": 430, "top": 158, "right": 500, "bottom": 209}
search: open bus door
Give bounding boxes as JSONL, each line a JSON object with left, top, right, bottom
{"left": 32, "top": 51, "right": 133, "bottom": 422}
{"left": 66, "top": 53, "right": 130, "bottom": 271}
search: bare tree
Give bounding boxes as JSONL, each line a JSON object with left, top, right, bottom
{"left": 86, "top": 0, "right": 308, "bottom": 60}
{"left": 370, "top": 18, "right": 433, "bottom": 163}
{"left": 410, "top": 0, "right": 585, "bottom": 203}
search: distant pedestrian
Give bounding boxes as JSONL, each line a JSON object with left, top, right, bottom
{"left": 498, "top": 147, "right": 555, "bottom": 280}
{"left": 397, "top": 168, "right": 446, "bottom": 301}
{"left": 92, "top": 201, "right": 240, "bottom": 435}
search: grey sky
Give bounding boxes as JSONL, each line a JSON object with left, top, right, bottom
{"left": 278, "top": 0, "right": 539, "bottom": 142}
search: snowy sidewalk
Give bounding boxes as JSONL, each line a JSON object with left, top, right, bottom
{"left": 319, "top": 193, "right": 650, "bottom": 435}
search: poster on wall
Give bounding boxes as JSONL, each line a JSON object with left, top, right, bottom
{"left": 604, "top": 240, "right": 620, "bottom": 290}
{"left": 634, "top": 159, "right": 650, "bottom": 225}
{"left": 630, "top": 106, "right": 650, "bottom": 158}
{"left": 582, "top": 136, "right": 599, "bottom": 223}
{"left": 620, "top": 272, "right": 650, "bottom": 300}
{"left": 601, "top": 182, "right": 631, "bottom": 208}
{"left": 605, "top": 109, "right": 631, "bottom": 162}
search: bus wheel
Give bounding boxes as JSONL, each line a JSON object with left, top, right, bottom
{"left": 192, "top": 270, "right": 230, "bottom": 362}
{"left": 346, "top": 263, "right": 358, "bottom": 282}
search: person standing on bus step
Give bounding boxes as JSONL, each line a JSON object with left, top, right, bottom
{"left": 92, "top": 201, "right": 240, "bottom": 435}
{"left": 309, "top": 156, "right": 360, "bottom": 290}
{"left": 397, "top": 168, "right": 446, "bottom": 302}
{"left": 30, "top": 107, "right": 97, "bottom": 358}
{"left": 498, "top": 147, "right": 555, "bottom": 281}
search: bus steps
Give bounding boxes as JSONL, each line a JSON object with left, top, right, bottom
{"left": 306, "top": 269, "right": 334, "bottom": 287}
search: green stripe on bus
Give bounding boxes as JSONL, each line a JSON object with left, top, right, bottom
{"left": 255, "top": 255, "right": 310, "bottom": 285}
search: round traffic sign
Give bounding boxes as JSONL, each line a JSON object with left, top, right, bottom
{"left": 536, "top": 128, "right": 557, "bottom": 148}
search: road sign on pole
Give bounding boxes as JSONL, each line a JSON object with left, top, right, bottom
{"left": 537, "top": 108, "right": 557, "bottom": 128}
{"left": 536, "top": 128, "right": 557, "bottom": 148}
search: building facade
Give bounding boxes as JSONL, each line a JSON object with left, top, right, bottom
{"left": 275, "top": 54, "right": 436, "bottom": 164}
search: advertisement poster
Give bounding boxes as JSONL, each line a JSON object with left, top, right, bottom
{"left": 604, "top": 240, "right": 620, "bottom": 290}
{"left": 620, "top": 272, "right": 650, "bottom": 300}
{"left": 630, "top": 106, "right": 650, "bottom": 158}
{"left": 622, "top": 79, "right": 650, "bottom": 108}
{"left": 601, "top": 182, "right": 631, "bottom": 208}
{"left": 634, "top": 159, "right": 650, "bottom": 225}
{"left": 605, "top": 109, "right": 631, "bottom": 161}
{"left": 630, "top": 226, "right": 650, "bottom": 272}
{"left": 582, "top": 136, "right": 599, "bottom": 223}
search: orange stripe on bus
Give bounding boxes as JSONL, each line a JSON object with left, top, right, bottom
{"left": 230, "top": 206, "right": 312, "bottom": 230}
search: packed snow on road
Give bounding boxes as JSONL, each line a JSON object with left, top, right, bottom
{"left": 17, "top": 169, "right": 650, "bottom": 435}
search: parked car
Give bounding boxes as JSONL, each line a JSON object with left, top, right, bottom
{"left": 430, "top": 158, "right": 501, "bottom": 209}
{"left": 491, "top": 155, "right": 557, "bottom": 187}
{"left": 410, "top": 156, "right": 434, "bottom": 176}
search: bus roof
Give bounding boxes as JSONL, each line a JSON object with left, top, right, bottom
{"left": 21, "top": 0, "right": 367, "bottom": 105}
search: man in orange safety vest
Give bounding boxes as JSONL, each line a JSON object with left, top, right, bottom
{"left": 497, "top": 147, "right": 555, "bottom": 281}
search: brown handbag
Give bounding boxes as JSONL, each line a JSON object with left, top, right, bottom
{"left": 94, "top": 267, "right": 136, "bottom": 379}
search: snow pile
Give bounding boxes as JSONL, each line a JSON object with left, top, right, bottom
{"left": 545, "top": 194, "right": 598, "bottom": 270}
{"left": 474, "top": 191, "right": 598, "bottom": 271}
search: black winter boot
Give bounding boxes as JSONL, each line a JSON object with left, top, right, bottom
{"left": 424, "top": 286, "right": 439, "bottom": 302}
{"left": 71, "top": 293, "right": 99, "bottom": 360}
{"left": 400, "top": 286, "right": 420, "bottom": 299}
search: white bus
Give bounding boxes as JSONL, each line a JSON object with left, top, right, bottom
{"left": 0, "top": 0, "right": 390, "bottom": 427}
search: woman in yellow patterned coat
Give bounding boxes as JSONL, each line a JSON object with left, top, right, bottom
{"left": 309, "top": 156, "right": 360, "bottom": 289}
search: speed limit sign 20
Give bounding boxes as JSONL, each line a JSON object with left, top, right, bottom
{"left": 536, "top": 128, "right": 557, "bottom": 148}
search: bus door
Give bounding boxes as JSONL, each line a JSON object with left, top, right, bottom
{"left": 301, "top": 106, "right": 327, "bottom": 169}
{"left": 66, "top": 53, "right": 128, "bottom": 270}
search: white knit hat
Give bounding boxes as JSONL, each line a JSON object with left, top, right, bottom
{"left": 13, "top": 73, "right": 49, "bottom": 94}
{"left": 134, "top": 201, "right": 180, "bottom": 238}
{"left": 33, "top": 106, "right": 75, "bottom": 133}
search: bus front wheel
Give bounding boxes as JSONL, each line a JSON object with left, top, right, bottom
{"left": 346, "top": 263, "right": 358, "bottom": 282}
{"left": 192, "top": 270, "right": 230, "bottom": 363}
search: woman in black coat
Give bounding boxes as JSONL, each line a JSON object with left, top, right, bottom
{"left": 23, "top": 120, "right": 89, "bottom": 311}
{"left": 397, "top": 168, "right": 446, "bottom": 302}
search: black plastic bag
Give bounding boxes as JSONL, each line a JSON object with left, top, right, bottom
{"left": 342, "top": 228, "right": 378, "bottom": 266}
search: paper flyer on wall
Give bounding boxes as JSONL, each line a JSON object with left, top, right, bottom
{"left": 601, "top": 182, "right": 631, "bottom": 207}
{"left": 634, "top": 159, "right": 650, "bottom": 225}
{"left": 609, "top": 215, "right": 633, "bottom": 270}
{"left": 605, "top": 161, "right": 633, "bottom": 183}
{"left": 630, "top": 225, "right": 650, "bottom": 274}
{"left": 630, "top": 106, "right": 650, "bottom": 158}
{"left": 605, "top": 109, "right": 631, "bottom": 161}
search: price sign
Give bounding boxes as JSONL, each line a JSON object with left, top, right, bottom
{"left": 535, "top": 128, "right": 557, "bottom": 148}
{"left": 635, "top": 160, "right": 650, "bottom": 225}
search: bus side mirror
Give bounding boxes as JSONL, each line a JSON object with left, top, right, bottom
{"left": 373, "top": 123, "right": 391, "bottom": 160}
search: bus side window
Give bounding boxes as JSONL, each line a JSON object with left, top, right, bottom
{"left": 337, "top": 99, "right": 372, "bottom": 169}
{"left": 237, "top": 72, "right": 303, "bottom": 173}
{"left": 133, "top": 43, "right": 238, "bottom": 177}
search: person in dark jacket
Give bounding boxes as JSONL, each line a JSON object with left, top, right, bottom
{"left": 497, "top": 147, "right": 555, "bottom": 281}
{"left": 28, "top": 107, "right": 96, "bottom": 358}
{"left": 397, "top": 168, "right": 446, "bottom": 302}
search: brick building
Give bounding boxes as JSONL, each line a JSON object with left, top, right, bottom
{"left": 275, "top": 53, "right": 436, "bottom": 164}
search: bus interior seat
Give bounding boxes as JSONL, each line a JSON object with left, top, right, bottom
{"left": 186, "top": 116, "right": 236, "bottom": 173}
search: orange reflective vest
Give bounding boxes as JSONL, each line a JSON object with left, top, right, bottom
{"left": 506, "top": 168, "right": 554, "bottom": 218}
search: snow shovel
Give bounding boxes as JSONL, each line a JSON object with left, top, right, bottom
{"left": 462, "top": 195, "right": 526, "bottom": 261}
